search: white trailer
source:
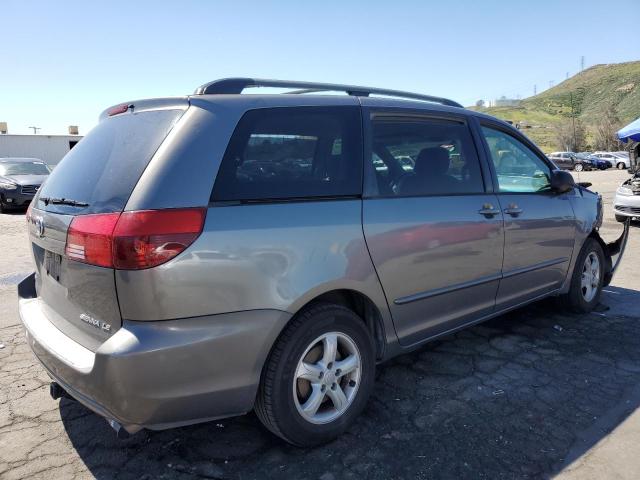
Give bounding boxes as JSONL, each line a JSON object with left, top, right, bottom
{"left": 0, "top": 134, "right": 83, "bottom": 167}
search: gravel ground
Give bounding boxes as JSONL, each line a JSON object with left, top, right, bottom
{"left": 0, "top": 169, "right": 638, "bottom": 479}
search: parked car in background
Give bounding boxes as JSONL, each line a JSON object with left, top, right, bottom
{"left": 396, "top": 155, "right": 416, "bottom": 171}
{"left": 0, "top": 158, "right": 50, "bottom": 212}
{"left": 19, "top": 78, "right": 629, "bottom": 447}
{"left": 614, "top": 173, "right": 640, "bottom": 222}
{"left": 592, "top": 152, "right": 629, "bottom": 170}
{"left": 575, "top": 153, "right": 611, "bottom": 170}
{"left": 547, "top": 152, "right": 592, "bottom": 171}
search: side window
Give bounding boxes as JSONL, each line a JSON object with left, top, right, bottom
{"left": 481, "top": 126, "right": 551, "bottom": 193}
{"left": 212, "top": 107, "right": 362, "bottom": 202}
{"left": 370, "top": 117, "right": 484, "bottom": 197}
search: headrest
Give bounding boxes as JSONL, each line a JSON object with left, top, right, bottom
{"left": 415, "top": 147, "right": 450, "bottom": 176}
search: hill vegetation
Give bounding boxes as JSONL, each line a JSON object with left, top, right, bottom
{"left": 471, "top": 61, "right": 640, "bottom": 151}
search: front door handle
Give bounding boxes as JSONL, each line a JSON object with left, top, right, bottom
{"left": 478, "top": 204, "right": 500, "bottom": 217}
{"left": 504, "top": 204, "right": 523, "bottom": 216}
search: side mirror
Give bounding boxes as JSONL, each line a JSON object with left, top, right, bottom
{"left": 550, "top": 169, "right": 576, "bottom": 193}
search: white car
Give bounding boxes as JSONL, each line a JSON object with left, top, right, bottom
{"left": 592, "top": 151, "right": 629, "bottom": 170}
{"left": 613, "top": 174, "right": 640, "bottom": 221}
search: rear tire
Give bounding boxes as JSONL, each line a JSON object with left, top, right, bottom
{"left": 574, "top": 163, "right": 584, "bottom": 172}
{"left": 560, "top": 237, "right": 605, "bottom": 313}
{"left": 255, "top": 303, "right": 375, "bottom": 447}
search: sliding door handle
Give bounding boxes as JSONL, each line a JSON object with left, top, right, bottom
{"left": 504, "top": 204, "right": 523, "bottom": 216}
{"left": 478, "top": 204, "right": 500, "bottom": 217}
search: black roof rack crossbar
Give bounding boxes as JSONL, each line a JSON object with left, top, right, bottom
{"left": 194, "top": 78, "right": 463, "bottom": 108}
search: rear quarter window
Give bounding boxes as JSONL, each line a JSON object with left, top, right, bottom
{"left": 37, "top": 109, "right": 184, "bottom": 215}
{"left": 212, "top": 106, "right": 363, "bottom": 202}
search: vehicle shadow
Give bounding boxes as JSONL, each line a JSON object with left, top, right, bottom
{"left": 60, "top": 286, "right": 640, "bottom": 479}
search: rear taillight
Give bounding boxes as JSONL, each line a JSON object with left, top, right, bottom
{"left": 66, "top": 213, "right": 120, "bottom": 267}
{"left": 112, "top": 209, "right": 206, "bottom": 269}
{"left": 64, "top": 208, "right": 206, "bottom": 270}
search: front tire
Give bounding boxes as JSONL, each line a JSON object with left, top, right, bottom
{"left": 560, "top": 238, "right": 605, "bottom": 313}
{"left": 255, "top": 303, "right": 375, "bottom": 447}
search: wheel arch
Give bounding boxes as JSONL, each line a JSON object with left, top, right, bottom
{"left": 296, "top": 289, "right": 387, "bottom": 361}
{"left": 588, "top": 230, "right": 612, "bottom": 284}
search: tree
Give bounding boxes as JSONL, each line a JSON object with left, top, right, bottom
{"left": 554, "top": 119, "right": 586, "bottom": 151}
{"left": 593, "top": 105, "right": 623, "bottom": 151}
{"left": 475, "top": 99, "right": 485, "bottom": 108}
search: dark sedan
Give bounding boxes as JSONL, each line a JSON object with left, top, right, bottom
{"left": 0, "top": 158, "right": 50, "bottom": 212}
{"left": 575, "top": 153, "right": 611, "bottom": 170}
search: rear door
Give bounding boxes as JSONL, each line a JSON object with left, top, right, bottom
{"left": 552, "top": 154, "right": 568, "bottom": 169}
{"left": 477, "top": 122, "right": 576, "bottom": 309}
{"left": 362, "top": 110, "right": 504, "bottom": 346}
{"left": 28, "top": 103, "right": 186, "bottom": 350}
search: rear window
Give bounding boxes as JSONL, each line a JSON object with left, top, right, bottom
{"left": 37, "top": 109, "right": 183, "bottom": 214}
{"left": 212, "top": 106, "right": 362, "bottom": 202}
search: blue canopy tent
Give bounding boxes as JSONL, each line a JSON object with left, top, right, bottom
{"left": 617, "top": 117, "right": 640, "bottom": 143}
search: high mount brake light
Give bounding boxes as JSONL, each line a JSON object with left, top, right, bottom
{"left": 64, "top": 208, "right": 206, "bottom": 270}
{"left": 108, "top": 104, "right": 132, "bottom": 116}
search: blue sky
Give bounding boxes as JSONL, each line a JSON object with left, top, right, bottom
{"left": 1, "top": 0, "right": 638, "bottom": 134}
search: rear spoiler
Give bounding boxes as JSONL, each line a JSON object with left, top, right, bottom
{"left": 98, "top": 97, "right": 190, "bottom": 122}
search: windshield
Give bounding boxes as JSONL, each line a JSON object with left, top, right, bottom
{"left": 0, "top": 162, "right": 50, "bottom": 176}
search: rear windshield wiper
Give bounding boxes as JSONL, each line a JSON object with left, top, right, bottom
{"left": 40, "top": 196, "right": 89, "bottom": 207}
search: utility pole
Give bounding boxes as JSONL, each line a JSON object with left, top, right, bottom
{"left": 581, "top": 56, "right": 585, "bottom": 72}
{"left": 534, "top": 84, "right": 537, "bottom": 96}
{"left": 29, "top": 126, "right": 41, "bottom": 134}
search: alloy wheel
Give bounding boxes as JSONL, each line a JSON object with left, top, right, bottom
{"left": 580, "top": 251, "right": 600, "bottom": 302}
{"left": 293, "top": 332, "right": 361, "bottom": 424}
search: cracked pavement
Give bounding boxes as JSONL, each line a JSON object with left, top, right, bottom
{"left": 0, "top": 169, "right": 638, "bottom": 479}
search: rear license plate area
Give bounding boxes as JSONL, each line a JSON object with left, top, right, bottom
{"left": 44, "top": 250, "right": 62, "bottom": 282}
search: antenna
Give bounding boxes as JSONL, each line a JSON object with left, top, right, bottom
{"left": 549, "top": 80, "right": 554, "bottom": 89}
{"left": 533, "top": 84, "right": 537, "bottom": 96}
{"left": 580, "top": 56, "right": 585, "bottom": 72}
{"left": 29, "top": 126, "right": 41, "bottom": 134}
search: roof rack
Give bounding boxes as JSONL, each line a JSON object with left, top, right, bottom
{"left": 193, "top": 78, "right": 463, "bottom": 108}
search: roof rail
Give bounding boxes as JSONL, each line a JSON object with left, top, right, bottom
{"left": 193, "top": 78, "right": 463, "bottom": 108}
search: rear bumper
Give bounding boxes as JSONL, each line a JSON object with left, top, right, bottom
{"left": 18, "top": 274, "right": 290, "bottom": 433}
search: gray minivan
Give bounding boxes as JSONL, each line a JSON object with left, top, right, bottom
{"left": 19, "top": 79, "right": 629, "bottom": 447}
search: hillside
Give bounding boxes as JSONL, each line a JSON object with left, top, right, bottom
{"left": 471, "top": 61, "right": 640, "bottom": 151}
